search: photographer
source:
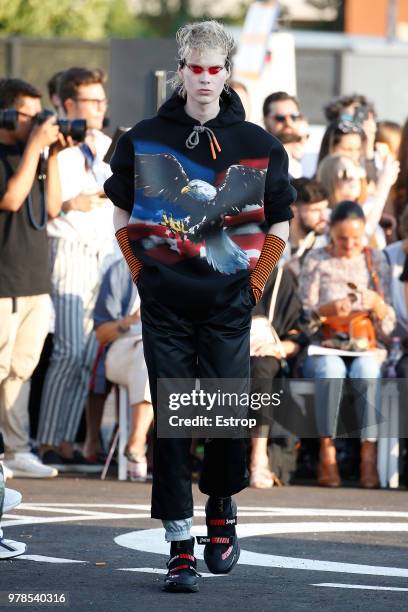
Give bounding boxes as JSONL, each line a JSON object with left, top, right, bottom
{"left": 37, "top": 67, "right": 113, "bottom": 472}
{"left": 0, "top": 78, "right": 65, "bottom": 478}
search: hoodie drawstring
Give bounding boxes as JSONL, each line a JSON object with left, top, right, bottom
{"left": 185, "top": 125, "right": 221, "bottom": 160}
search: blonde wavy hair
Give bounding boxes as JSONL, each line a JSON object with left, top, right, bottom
{"left": 169, "top": 20, "right": 236, "bottom": 97}
{"left": 317, "top": 153, "right": 367, "bottom": 207}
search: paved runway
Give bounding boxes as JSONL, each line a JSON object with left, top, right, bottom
{"left": 1, "top": 477, "right": 408, "bottom": 611}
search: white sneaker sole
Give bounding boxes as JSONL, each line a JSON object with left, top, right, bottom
{"left": 0, "top": 539, "right": 27, "bottom": 559}
{"left": 9, "top": 468, "right": 58, "bottom": 479}
{"left": 45, "top": 463, "right": 103, "bottom": 474}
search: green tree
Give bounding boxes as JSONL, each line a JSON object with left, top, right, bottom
{"left": 0, "top": 0, "right": 111, "bottom": 39}
{"left": 0, "top": 0, "right": 248, "bottom": 39}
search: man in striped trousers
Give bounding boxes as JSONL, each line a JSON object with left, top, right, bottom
{"left": 37, "top": 68, "right": 114, "bottom": 471}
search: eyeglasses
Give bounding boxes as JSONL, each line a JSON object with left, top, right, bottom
{"left": 16, "top": 111, "right": 37, "bottom": 120}
{"left": 271, "top": 113, "right": 301, "bottom": 123}
{"left": 74, "top": 98, "right": 109, "bottom": 108}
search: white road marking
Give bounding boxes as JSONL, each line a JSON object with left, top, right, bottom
{"left": 17, "top": 505, "right": 133, "bottom": 517}
{"left": 312, "top": 583, "right": 408, "bottom": 592}
{"left": 1, "top": 514, "right": 39, "bottom": 521}
{"left": 115, "top": 526, "right": 408, "bottom": 578}
{"left": 18, "top": 555, "right": 87, "bottom": 564}
{"left": 17, "top": 503, "right": 153, "bottom": 510}
{"left": 118, "top": 567, "right": 224, "bottom": 577}
{"left": 2, "top": 513, "right": 151, "bottom": 528}
{"left": 12, "top": 503, "right": 408, "bottom": 519}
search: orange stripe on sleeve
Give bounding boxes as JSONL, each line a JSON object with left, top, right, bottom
{"left": 115, "top": 227, "right": 143, "bottom": 284}
{"left": 249, "top": 234, "right": 286, "bottom": 303}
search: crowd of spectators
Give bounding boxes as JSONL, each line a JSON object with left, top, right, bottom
{"left": 1, "top": 67, "right": 408, "bottom": 495}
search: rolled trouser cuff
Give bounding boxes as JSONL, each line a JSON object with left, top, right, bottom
{"left": 162, "top": 517, "right": 193, "bottom": 542}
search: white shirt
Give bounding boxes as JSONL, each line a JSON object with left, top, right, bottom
{"left": 47, "top": 129, "right": 113, "bottom": 248}
{"left": 288, "top": 155, "right": 303, "bottom": 179}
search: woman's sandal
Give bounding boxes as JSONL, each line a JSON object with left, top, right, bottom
{"left": 249, "top": 465, "right": 283, "bottom": 488}
{"left": 124, "top": 445, "right": 148, "bottom": 482}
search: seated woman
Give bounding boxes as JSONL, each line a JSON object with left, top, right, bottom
{"left": 317, "top": 153, "right": 399, "bottom": 249}
{"left": 299, "top": 202, "right": 396, "bottom": 488}
{"left": 249, "top": 266, "right": 307, "bottom": 488}
{"left": 93, "top": 259, "right": 153, "bottom": 481}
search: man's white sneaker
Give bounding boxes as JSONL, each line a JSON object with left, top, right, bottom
{"left": 4, "top": 488, "right": 22, "bottom": 513}
{"left": 4, "top": 452, "right": 58, "bottom": 478}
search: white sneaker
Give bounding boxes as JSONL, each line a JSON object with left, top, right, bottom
{"left": 4, "top": 488, "right": 22, "bottom": 512}
{"left": 0, "top": 461, "right": 13, "bottom": 481}
{"left": 4, "top": 452, "right": 58, "bottom": 478}
{"left": 0, "top": 538, "right": 26, "bottom": 559}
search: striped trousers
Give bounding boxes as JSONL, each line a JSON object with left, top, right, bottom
{"left": 37, "top": 238, "right": 101, "bottom": 446}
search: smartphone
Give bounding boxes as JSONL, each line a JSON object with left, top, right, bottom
{"left": 353, "top": 104, "right": 369, "bottom": 126}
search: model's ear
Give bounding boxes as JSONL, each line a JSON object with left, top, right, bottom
{"left": 177, "top": 61, "right": 184, "bottom": 83}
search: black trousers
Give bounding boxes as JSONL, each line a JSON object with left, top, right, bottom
{"left": 139, "top": 278, "right": 254, "bottom": 520}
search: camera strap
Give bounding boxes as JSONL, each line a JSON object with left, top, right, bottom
{"left": 0, "top": 150, "right": 47, "bottom": 231}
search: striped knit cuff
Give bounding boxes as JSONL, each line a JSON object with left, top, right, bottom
{"left": 249, "top": 234, "right": 286, "bottom": 301}
{"left": 115, "top": 227, "right": 143, "bottom": 284}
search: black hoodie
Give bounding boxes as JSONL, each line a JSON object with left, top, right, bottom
{"left": 104, "top": 89, "right": 295, "bottom": 312}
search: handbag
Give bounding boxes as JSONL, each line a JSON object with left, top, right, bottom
{"left": 250, "top": 267, "right": 289, "bottom": 373}
{"left": 321, "top": 311, "right": 376, "bottom": 350}
{"left": 321, "top": 247, "right": 382, "bottom": 351}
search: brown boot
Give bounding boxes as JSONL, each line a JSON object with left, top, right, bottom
{"left": 360, "top": 441, "right": 379, "bottom": 489}
{"left": 317, "top": 438, "right": 341, "bottom": 487}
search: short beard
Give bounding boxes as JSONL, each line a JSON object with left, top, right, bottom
{"left": 298, "top": 216, "right": 323, "bottom": 236}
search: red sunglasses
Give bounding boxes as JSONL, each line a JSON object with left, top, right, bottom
{"left": 180, "top": 61, "right": 226, "bottom": 75}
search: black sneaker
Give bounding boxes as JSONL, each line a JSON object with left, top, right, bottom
{"left": 163, "top": 537, "right": 200, "bottom": 593}
{"left": 196, "top": 496, "right": 240, "bottom": 574}
{"left": 42, "top": 450, "right": 102, "bottom": 474}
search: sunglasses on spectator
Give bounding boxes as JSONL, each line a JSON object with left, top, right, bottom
{"left": 337, "top": 168, "right": 366, "bottom": 181}
{"left": 179, "top": 60, "right": 229, "bottom": 75}
{"left": 336, "top": 120, "right": 363, "bottom": 134}
{"left": 271, "top": 113, "right": 301, "bottom": 123}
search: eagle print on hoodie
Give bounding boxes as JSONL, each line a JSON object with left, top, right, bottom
{"left": 130, "top": 151, "right": 267, "bottom": 275}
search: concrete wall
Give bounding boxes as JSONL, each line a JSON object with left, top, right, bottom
{"left": 340, "top": 46, "right": 408, "bottom": 123}
{"left": 1, "top": 34, "right": 407, "bottom": 132}
{"left": 109, "top": 38, "right": 177, "bottom": 130}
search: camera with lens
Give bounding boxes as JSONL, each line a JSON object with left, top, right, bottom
{"left": 0, "top": 108, "right": 87, "bottom": 142}
{"left": 0, "top": 109, "right": 19, "bottom": 130}
{"left": 36, "top": 110, "right": 87, "bottom": 142}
